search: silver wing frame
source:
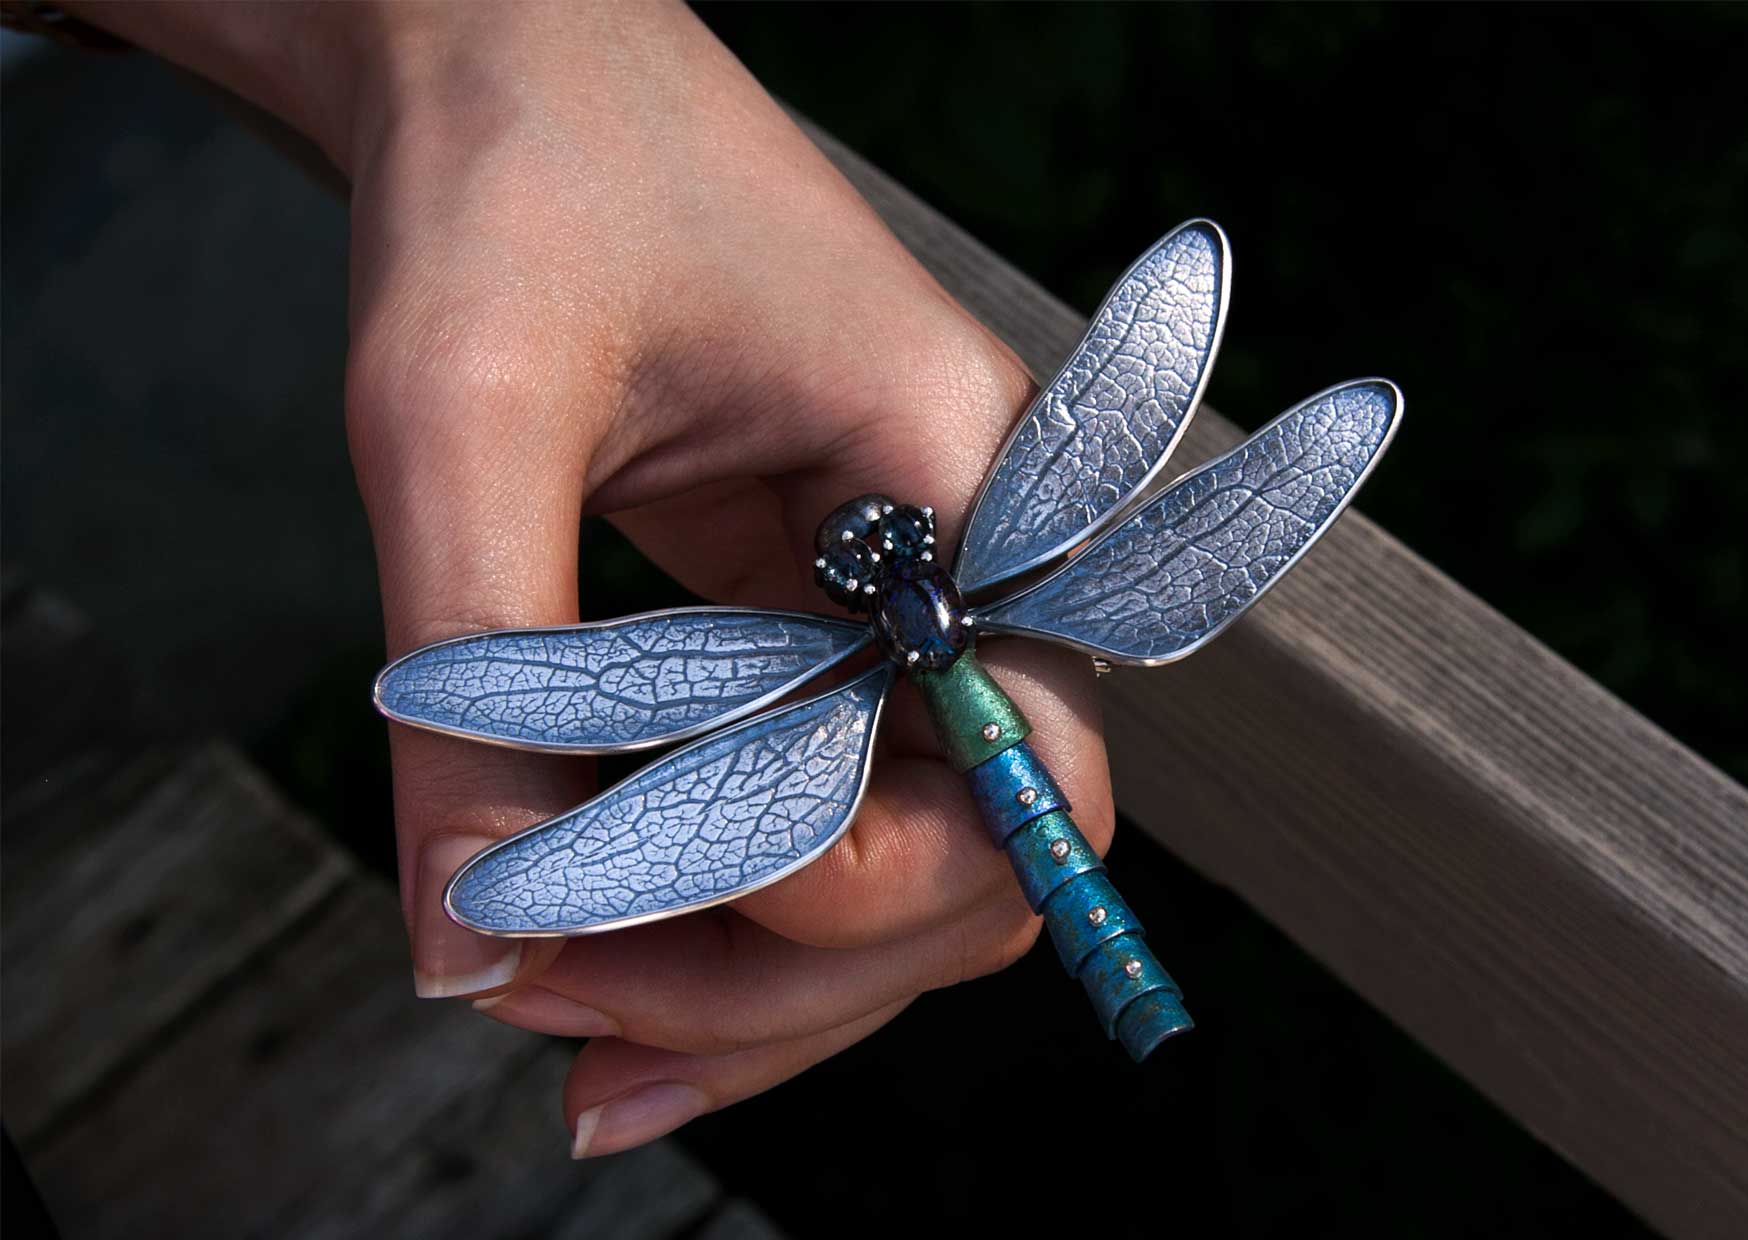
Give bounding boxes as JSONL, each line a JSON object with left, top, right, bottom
{"left": 975, "top": 378, "right": 1404, "bottom": 667}
{"left": 373, "top": 606, "right": 870, "bottom": 756}
{"left": 443, "top": 662, "right": 896, "bottom": 937}
{"left": 953, "top": 218, "right": 1232, "bottom": 599}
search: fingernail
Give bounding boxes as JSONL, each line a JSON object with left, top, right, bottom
{"left": 473, "top": 986, "right": 620, "bottom": 1038}
{"left": 570, "top": 1083, "right": 710, "bottom": 1159}
{"left": 412, "top": 835, "right": 521, "bottom": 998}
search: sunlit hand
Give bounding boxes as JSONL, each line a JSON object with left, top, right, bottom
{"left": 86, "top": 0, "right": 1115, "bottom": 1158}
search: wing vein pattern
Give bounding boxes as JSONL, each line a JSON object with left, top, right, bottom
{"left": 980, "top": 380, "right": 1401, "bottom": 664}
{"left": 446, "top": 665, "right": 894, "bottom": 934}
{"left": 375, "top": 610, "right": 868, "bottom": 753}
{"left": 955, "top": 220, "right": 1227, "bottom": 595}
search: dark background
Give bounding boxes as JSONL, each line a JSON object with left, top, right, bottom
{"left": 4, "top": 3, "right": 1742, "bottom": 1236}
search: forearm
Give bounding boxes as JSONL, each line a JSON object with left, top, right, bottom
{"left": 62, "top": 0, "right": 706, "bottom": 181}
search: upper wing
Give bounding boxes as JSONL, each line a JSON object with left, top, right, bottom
{"left": 954, "top": 220, "right": 1230, "bottom": 598}
{"left": 976, "top": 379, "right": 1402, "bottom": 665}
{"left": 374, "top": 608, "right": 869, "bottom": 754}
{"left": 444, "top": 664, "right": 895, "bottom": 936}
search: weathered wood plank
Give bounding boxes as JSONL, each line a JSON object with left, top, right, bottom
{"left": 800, "top": 121, "right": 1748, "bottom": 1240}
{"left": 285, "top": 1043, "right": 720, "bottom": 1240}
{"left": 27, "top": 880, "right": 703, "bottom": 1238}
{"left": 1, "top": 744, "right": 351, "bottom": 1144}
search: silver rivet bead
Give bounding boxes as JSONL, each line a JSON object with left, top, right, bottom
{"left": 815, "top": 557, "right": 827, "bottom": 569}
{"left": 1049, "top": 839, "right": 1072, "bottom": 863}
{"left": 863, "top": 505, "right": 882, "bottom": 522}
{"left": 923, "top": 533, "right": 936, "bottom": 545}
{"left": 920, "top": 550, "right": 933, "bottom": 562}
{"left": 1124, "top": 958, "right": 1144, "bottom": 979}
{"left": 841, "top": 529, "right": 854, "bottom": 542}
{"left": 1016, "top": 787, "right": 1038, "bottom": 806}
{"left": 922, "top": 505, "right": 934, "bottom": 517}
{"left": 905, "top": 650, "right": 921, "bottom": 665}
{"left": 981, "top": 722, "right": 1002, "bottom": 742}
{"left": 1088, "top": 906, "right": 1108, "bottom": 927}
{"left": 863, "top": 583, "right": 877, "bottom": 595}
{"left": 881, "top": 503, "right": 894, "bottom": 514}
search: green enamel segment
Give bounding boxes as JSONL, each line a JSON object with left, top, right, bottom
{"left": 908, "top": 647, "right": 1030, "bottom": 772}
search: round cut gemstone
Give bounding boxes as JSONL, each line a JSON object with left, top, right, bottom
{"left": 872, "top": 559, "right": 966, "bottom": 670}
{"left": 876, "top": 504, "right": 934, "bottom": 560}
{"left": 814, "top": 539, "right": 879, "bottom": 613}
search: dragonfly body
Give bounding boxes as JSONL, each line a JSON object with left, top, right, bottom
{"left": 912, "top": 649, "right": 1190, "bottom": 1061}
{"left": 373, "top": 219, "right": 1402, "bottom": 1059}
{"left": 816, "top": 490, "right": 1188, "bottom": 1058}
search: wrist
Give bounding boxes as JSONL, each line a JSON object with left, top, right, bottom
{"left": 65, "top": 1, "right": 383, "bottom": 172}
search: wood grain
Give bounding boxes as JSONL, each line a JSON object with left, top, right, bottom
{"left": 1, "top": 744, "right": 351, "bottom": 1144}
{"left": 799, "top": 118, "right": 1748, "bottom": 1240}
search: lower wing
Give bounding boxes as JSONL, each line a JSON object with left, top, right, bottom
{"left": 975, "top": 379, "right": 1402, "bottom": 665}
{"left": 444, "top": 664, "right": 895, "bottom": 936}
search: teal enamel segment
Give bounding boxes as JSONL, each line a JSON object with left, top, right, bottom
{"left": 1078, "top": 931, "right": 1183, "bottom": 1040}
{"left": 907, "top": 648, "right": 1030, "bottom": 771}
{"left": 1117, "top": 989, "right": 1194, "bottom": 1062}
{"left": 1005, "top": 811, "right": 1105, "bottom": 910}
{"left": 964, "top": 741, "right": 1069, "bottom": 846}
{"left": 1039, "top": 871, "right": 1144, "bottom": 972}
{"left": 920, "top": 646, "right": 1191, "bottom": 1062}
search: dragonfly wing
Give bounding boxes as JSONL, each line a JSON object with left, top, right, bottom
{"left": 375, "top": 608, "right": 869, "bottom": 754}
{"left": 445, "top": 664, "right": 896, "bottom": 935}
{"left": 978, "top": 379, "right": 1402, "bottom": 665}
{"left": 954, "top": 220, "right": 1230, "bottom": 597}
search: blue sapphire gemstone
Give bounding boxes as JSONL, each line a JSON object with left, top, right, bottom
{"left": 814, "top": 539, "right": 879, "bottom": 613}
{"left": 873, "top": 559, "right": 967, "bottom": 670}
{"left": 814, "top": 494, "right": 894, "bottom": 554}
{"left": 877, "top": 504, "right": 934, "bottom": 561}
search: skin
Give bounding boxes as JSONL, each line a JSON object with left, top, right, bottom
{"left": 78, "top": 0, "right": 1116, "bottom": 1158}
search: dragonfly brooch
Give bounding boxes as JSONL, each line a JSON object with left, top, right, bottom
{"left": 374, "top": 219, "right": 1402, "bottom": 1061}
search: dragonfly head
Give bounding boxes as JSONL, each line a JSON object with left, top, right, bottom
{"left": 813, "top": 495, "right": 967, "bottom": 671}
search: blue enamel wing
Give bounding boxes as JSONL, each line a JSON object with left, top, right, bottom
{"left": 374, "top": 220, "right": 1402, "bottom": 1058}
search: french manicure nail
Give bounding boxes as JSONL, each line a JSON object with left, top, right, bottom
{"left": 412, "top": 834, "right": 521, "bottom": 998}
{"left": 571, "top": 1105, "right": 604, "bottom": 1159}
{"left": 570, "top": 1083, "right": 710, "bottom": 1159}
{"left": 473, "top": 986, "right": 620, "bottom": 1038}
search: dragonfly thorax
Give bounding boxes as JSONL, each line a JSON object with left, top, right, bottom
{"left": 813, "top": 495, "right": 967, "bottom": 670}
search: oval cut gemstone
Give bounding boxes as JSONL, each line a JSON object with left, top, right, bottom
{"left": 873, "top": 560, "right": 967, "bottom": 670}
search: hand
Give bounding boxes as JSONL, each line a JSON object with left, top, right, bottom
{"left": 86, "top": 0, "right": 1117, "bottom": 1157}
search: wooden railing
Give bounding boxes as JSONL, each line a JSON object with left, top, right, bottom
{"left": 801, "top": 121, "right": 1748, "bottom": 1240}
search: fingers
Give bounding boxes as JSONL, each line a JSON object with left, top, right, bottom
{"left": 565, "top": 1000, "right": 913, "bottom": 1160}
{"left": 475, "top": 895, "right": 1041, "bottom": 1056}
{"left": 346, "top": 246, "right": 613, "bottom": 998}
